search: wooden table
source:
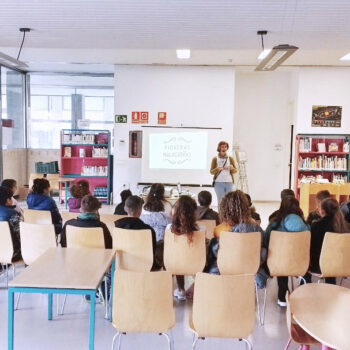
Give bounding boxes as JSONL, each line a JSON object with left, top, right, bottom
{"left": 8, "top": 247, "right": 115, "bottom": 350}
{"left": 290, "top": 283, "right": 350, "bottom": 350}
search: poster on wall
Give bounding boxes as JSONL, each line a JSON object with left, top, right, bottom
{"left": 132, "top": 112, "right": 140, "bottom": 123}
{"left": 140, "top": 112, "right": 149, "bottom": 124}
{"left": 312, "top": 105, "right": 342, "bottom": 128}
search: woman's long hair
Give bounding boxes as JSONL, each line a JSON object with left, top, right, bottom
{"left": 219, "top": 190, "right": 252, "bottom": 226}
{"left": 321, "top": 198, "right": 349, "bottom": 233}
{"left": 275, "top": 195, "right": 305, "bottom": 226}
{"left": 144, "top": 183, "right": 165, "bottom": 212}
{"left": 171, "top": 196, "right": 198, "bottom": 241}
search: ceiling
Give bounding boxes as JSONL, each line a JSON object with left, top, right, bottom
{"left": 1, "top": 0, "right": 350, "bottom": 71}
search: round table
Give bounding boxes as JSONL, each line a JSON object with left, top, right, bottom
{"left": 58, "top": 177, "right": 75, "bottom": 209}
{"left": 290, "top": 283, "right": 350, "bottom": 350}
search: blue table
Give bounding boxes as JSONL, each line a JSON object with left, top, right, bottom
{"left": 8, "top": 247, "right": 115, "bottom": 350}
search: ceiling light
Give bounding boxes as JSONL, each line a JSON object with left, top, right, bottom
{"left": 258, "top": 49, "right": 272, "bottom": 60}
{"left": 176, "top": 49, "right": 191, "bottom": 59}
{"left": 340, "top": 53, "right": 350, "bottom": 61}
{"left": 255, "top": 44, "right": 298, "bottom": 71}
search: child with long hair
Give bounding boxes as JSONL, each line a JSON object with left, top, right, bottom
{"left": 170, "top": 196, "right": 201, "bottom": 300}
{"left": 141, "top": 183, "right": 171, "bottom": 242}
{"left": 308, "top": 198, "right": 349, "bottom": 284}
{"left": 207, "top": 190, "right": 267, "bottom": 289}
{"left": 265, "top": 195, "right": 309, "bottom": 306}
{"left": 1, "top": 179, "right": 22, "bottom": 215}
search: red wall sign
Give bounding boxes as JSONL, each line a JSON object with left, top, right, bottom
{"left": 132, "top": 112, "right": 140, "bottom": 123}
{"left": 140, "top": 112, "right": 149, "bottom": 124}
{"left": 158, "top": 112, "right": 167, "bottom": 124}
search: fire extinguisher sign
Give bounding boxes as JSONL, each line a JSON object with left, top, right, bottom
{"left": 132, "top": 112, "right": 140, "bottom": 123}
{"left": 158, "top": 112, "right": 167, "bottom": 124}
{"left": 140, "top": 112, "right": 149, "bottom": 124}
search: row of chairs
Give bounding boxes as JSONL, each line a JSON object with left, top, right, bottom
{"left": 111, "top": 270, "right": 255, "bottom": 350}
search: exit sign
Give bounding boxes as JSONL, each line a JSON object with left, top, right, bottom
{"left": 115, "top": 115, "right": 127, "bottom": 123}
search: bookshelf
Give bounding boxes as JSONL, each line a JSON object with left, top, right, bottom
{"left": 295, "top": 134, "right": 350, "bottom": 197}
{"left": 60, "top": 129, "right": 111, "bottom": 204}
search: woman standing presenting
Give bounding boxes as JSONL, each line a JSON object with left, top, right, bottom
{"left": 210, "top": 141, "right": 237, "bottom": 204}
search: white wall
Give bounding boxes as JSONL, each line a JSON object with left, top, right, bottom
{"left": 234, "top": 69, "right": 295, "bottom": 201}
{"left": 113, "top": 65, "right": 235, "bottom": 203}
{"left": 295, "top": 67, "right": 350, "bottom": 134}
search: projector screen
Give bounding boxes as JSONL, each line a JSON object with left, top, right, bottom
{"left": 141, "top": 127, "right": 224, "bottom": 185}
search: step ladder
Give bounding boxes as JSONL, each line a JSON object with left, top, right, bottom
{"left": 233, "top": 145, "right": 249, "bottom": 194}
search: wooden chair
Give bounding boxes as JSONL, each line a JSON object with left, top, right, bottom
{"left": 66, "top": 226, "right": 105, "bottom": 249}
{"left": 100, "top": 214, "right": 127, "bottom": 236}
{"left": 263, "top": 230, "right": 311, "bottom": 324}
{"left": 113, "top": 227, "right": 153, "bottom": 271}
{"left": 190, "top": 273, "right": 255, "bottom": 349}
{"left": 0, "top": 222, "right": 17, "bottom": 285}
{"left": 319, "top": 232, "right": 350, "bottom": 281}
{"left": 46, "top": 173, "right": 59, "bottom": 191}
{"left": 18, "top": 222, "right": 57, "bottom": 309}
{"left": 196, "top": 219, "right": 216, "bottom": 240}
{"left": 284, "top": 292, "right": 319, "bottom": 350}
{"left": 163, "top": 229, "right": 206, "bottom": 275}
{"left": 23, "top": 209, "right": 52, "bottom": 225}
{"left": 111, "top": 270, "right": 175, "bottom": 350}
{"left": 61, "top": 211, "right": 78, "bottom": 225}
{"left": 217, "top": 231, "right": 263, "bottom": 325}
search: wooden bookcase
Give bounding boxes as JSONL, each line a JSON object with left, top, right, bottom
{"left": 60, "top": 129, "right": 111, "bottom": 204}
{"left": 295, "top": 134, "right": 350, "bottom": 199}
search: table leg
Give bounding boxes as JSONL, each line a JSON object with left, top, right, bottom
{"left": 89, "top": 291, "right": 96, "bottom": 350}
{"left": 8, "top": 288, "right": 14, "bottom": 350}
{"left": 48, "top": 293, "right": 53, "bottom": 320}
{"left": 65, "top": 181, "right": 68, "bottom": 209}
{"left": 109, "top": 260, "right": 115, "bottom": 321}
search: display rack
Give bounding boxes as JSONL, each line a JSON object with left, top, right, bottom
{"left": 60, "top": 129, "right": 111, "bottom": 204}
{"left": 295, "top": 134, "right": 350, "bottom": 197}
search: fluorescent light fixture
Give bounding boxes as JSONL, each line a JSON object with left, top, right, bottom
{"left": 0, "top": 52, "right": 28, "bottom": 68}
{"left": 258, "top": 49, "right": 272, "bottom": 60}
{"left": 255, "top": 44, "right": 298, "bottom": 71}
{"left": 340, "top": 53, "right": 350, "bottom": 61}
{"left": 176, "top": 49, "right": 191, "bottom": 59}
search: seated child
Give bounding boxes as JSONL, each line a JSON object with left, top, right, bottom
{"left": 61, "top": 195, "right": 112, "bottom": 248}
{"left": 196, "top": 190, "right": 219, "bottom": 224}
{"left": 1, "top": 179, "right": 23, "bottom": 215}
{"left": 68, "top": 180, "right": 90, "bottom": 213}
{"left": 306, "top": 190, "right": 331, "bottom": 225}
{"left": 114, "top": 189, "right": 132, "bottom": 215}
{"left": 0, "top": 186, "right": 22, "bottom": 261}
{"left": 115, "top": 195, "right": 160, "bottom": 271}
{"left": 245, "top": 193, "right": 261, "bottom": 225}
{"left": 268, "top": 188, "right": 295, "bottom": 223}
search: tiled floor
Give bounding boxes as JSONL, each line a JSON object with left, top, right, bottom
{"left": 0, "top": 201, "right": 329, "bottom": 350}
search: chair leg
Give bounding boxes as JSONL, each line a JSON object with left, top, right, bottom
{"left": 159, "top": 333, "right": 171, "bottom": 350}
{"left": 255, "top": 282, "right": 262, "bottom": 326}
{"left": 241, "top": 338, "right": 252, "bottom": 350}
{"left": 104, "top": 275, "right": 109, "bottom": 319}
{"left": 284, "top": 338, "right": 292, "bottom": 350}
{"left": 15, "top": 293, "right": 21, "bottom": 310}
{"left": 290, "top": 276, "right": 294, "bottom": 291}
{"left": 260, "top": 278, "right": 269, "bottom": 325}
{"left": 192, "top": 335, "right": 198, "bottom": 350}
{"left": 60, "top": 294, "right": 67, "bottom": 315}
{"left": 340, "top": 277, "right": 344, "bottom": 286}
{"left": 299, "top": 276, "right": 307, "bottom": 285}
{"left": 111, "top": 332, "right": 120, "bottom": 350}
{"left": 12, "top": 264, "right": 16, "bottom": 280}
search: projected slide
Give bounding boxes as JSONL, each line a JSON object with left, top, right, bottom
{"left": 149, "top": 131, "right": 208, "bottom": 170}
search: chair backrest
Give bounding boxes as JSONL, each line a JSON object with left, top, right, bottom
{"left": 320, "top": 232, "right": 350, "bottom": 277}
{"left": 192, "top": 273, "right": 255, "bottom": 338}
{"left": 61, "top": 211, "right": 78, "bottom": 225}
{"left": 113, "top": 227, "right": 153, "bottom": 271}
{"left": 66, "top": 226, "right": 105, "bottom": 249}
{"left": 267, "top": 230, "right": 310, "bottom": 277}
{"left": 163, "top": 229, "right": 206, "bottom": 275}
{"left": 100, "top": 214, "right": 127, "bottom": 235}
{"left": 46, "top": 174, "right": 59, "bottom": 191}
{"left": 23, "top": 209, "right": 52, "bottom": 225}
{"left": 217, "top": 231, "right": 261, "bottom": 275}
{"left": 286, "top": 292, "right": 293, "bottom": 337}
{"left": 197, "top": 219, "right": 216, "bottom": 240}
{"left": 112, "top": 270, "right": 175, "bottom": 333}
{"left": 20, "top": 222, "right": 57, "bottom": 265}
{"left": 0, "top": 222, "right": 14, "bottom": 264}
{"left": 29, "top": 173, "right": 45, "bottom": 189}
